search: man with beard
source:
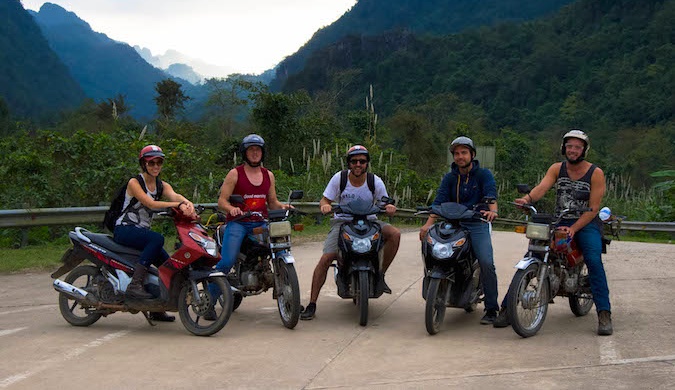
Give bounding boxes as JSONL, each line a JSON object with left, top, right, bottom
{"left": 419, "top": 136, "right": 501, "bottom": 325}
{"left": 300, "top": 145, "right": 400, "bottom": 320}
{"left": 499, "top": 130, "right": 613, "bottom": 335}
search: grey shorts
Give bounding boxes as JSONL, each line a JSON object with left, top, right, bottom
{"left": 323, "top": 219, "right": 390, "bottom": 254}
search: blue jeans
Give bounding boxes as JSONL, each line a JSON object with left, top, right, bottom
{"left": 500, "top": 221, "right": 611, "bottom": 313}
{"left": 462, "top": 221, "right": 499, "bottom": 312}
{"left": 209, "top": 221, "right": 265, "bottom": 298}
{"left": 560, "top": 221, "right": 611, "bottom": 312}
{"left": 113, "top": 225, "right": 169, "bottom": 268}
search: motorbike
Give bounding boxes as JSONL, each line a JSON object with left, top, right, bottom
{"left": 416, "top": 199, "right": 494, "bottom": 335}
{"left": 51, "top": 206, "right": 234, "bottom": 337}
{"left": 210, "top": 190, "right": 305, "bottom": 329}
{"left": 331, "top": 196, "right": 395, "bottom": 326}
{"left": 506, "top": 184, "right": 594, "bottom": 338}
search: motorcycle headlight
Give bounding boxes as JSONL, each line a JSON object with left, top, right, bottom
{"left": 432, "top": 242, "right": 454, "bottom": 259}
{"left": 351, "top": 237, "right": 373, "bottom": 253}
{"left": 188, "top": 231, "right": 218, "bottom": 257}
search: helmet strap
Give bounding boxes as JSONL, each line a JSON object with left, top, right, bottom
{"left": 566, "top": 156, "right": 585, "bottom": 164}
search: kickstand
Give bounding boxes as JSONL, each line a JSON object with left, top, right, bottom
{"left": 142, "top": 311, "right": 157, "bottom": 326}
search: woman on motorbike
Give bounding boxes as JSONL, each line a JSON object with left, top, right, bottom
{"left": 113, "top": 145, "right": 196, "bottom": 320}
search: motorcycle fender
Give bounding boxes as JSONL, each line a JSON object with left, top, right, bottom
{"left": 188, "top": 269, "right": 227, "bottom": 281}
{"left": 277, "top": 252, "right": 295, "bottom": 264}
{"left": 427, "top": 269, "right": 446, "bottom": 279}
{"left": 50, "top": 246, "right": 87, "bottom": 279}
{"left": 514, "top": 257, "right": 539, "bottom": 270}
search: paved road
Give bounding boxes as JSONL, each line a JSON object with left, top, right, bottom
{"left": 1, "top": 231, "right": 674, "bottom": 389}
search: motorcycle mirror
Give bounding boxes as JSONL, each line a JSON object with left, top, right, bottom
{"left": 288, "top": 190, "right": 304, "bottom": 202}
{"left": 229, "top": 194, "right": 245, "bottom": 204}
{"left": 380, "top": 196, "right": 396, "bottom": 205}
{"left": 516, "top": 184, "right": 531, "bottom": 194}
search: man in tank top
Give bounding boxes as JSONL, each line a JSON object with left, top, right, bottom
{"left": 499, "top": 130, "right": 613, "bottom": 336}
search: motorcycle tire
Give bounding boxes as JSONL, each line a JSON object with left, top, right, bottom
{"left": 275, "top": 262, "right": 301, "bottom": 329}
{"left": 425, "top": 278, "right": 448, "bottom": 335}
{"left": 569, "top": 263, "right": 594, "bottom": 317}
{"left": 507, "top": 263, "right": 550, "bottom": 338}
{"left": 178, "top": 276, "right": 233, "bottom": 337}
{"left": 58, "top": 265, "right": 104, "bottom": 327}
{"left": 357, "top": 270, "right": 369, "bottom": 326}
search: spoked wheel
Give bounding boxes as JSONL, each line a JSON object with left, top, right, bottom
{"left": 425, "top": 278, "right": 448, "bottom": 335}
{"left": 178, "top": 276, "right": 233, "bottom": 337}
{"left": 58, "top": 265, "right": 104, "bottom": 326}
{"left": 569, "top": 263, "right": 594, "bottom": 316}
{"left": 275, "top": 262, "right": 301, "bottom": 329}
{"left": 507, "top": 263, "right": 549, "bottom": 338}
{"left": 356, "top": 271, "right": 370, "bottom": 326}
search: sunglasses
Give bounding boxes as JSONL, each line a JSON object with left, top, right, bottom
{"left": 146, "top": 159, "right": 164, "bottom": 167}
{"left": 349, "top": 159, "right": 368, "bottom": 165}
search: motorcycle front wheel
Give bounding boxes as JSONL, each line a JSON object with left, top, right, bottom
{"left": 58, "top": 265, "right": 103, "bottom": 326}
{"left": 356, "top": 271, "right": 369, "bottom": 326}
{"left": 178, "top": 276, "right": 233, "bottom": 337}
{"left": 507, "top": 263, "right": 549, "bottom": 338}
{"left": 425, "top": 278, "right": 448, "bottom": 335}
{"left": 569, "top": 263, "right": 594, "bottom": 316}
{"left": 275, "top": 262, "right": 301, "bottom": 329}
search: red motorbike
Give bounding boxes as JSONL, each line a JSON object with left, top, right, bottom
{"left": 51, "top": 206, "right": 234, "bottom": 336}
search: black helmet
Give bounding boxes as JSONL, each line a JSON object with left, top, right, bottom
{"left": 240, "top": 134, "right": 265, "bottom": 166}
{"left": 561, "top": 129, "right": 590, "bottom": 158}
{"left": 450, "top": 136, "right": 476, "bottom": 158}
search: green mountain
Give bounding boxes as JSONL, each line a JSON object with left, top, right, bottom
{"left": 282, "top": 0, "right": 674, "bottom": 132}
{"left": 30, "top": 2, "right": 195, "bottom": 119}
{"left": 273, "top": 0, "right": 577, "bottom": 88}
{"left": 0, "top": 0, "right": 85, "bottom": 119}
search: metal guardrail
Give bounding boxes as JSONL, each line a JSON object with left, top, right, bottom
{"left": 1, "top": 204, "right": 673, "bottom": 234}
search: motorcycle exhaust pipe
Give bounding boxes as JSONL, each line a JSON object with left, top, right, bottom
{"left": 53, "top": 279, "right": 99, "bottom": 306}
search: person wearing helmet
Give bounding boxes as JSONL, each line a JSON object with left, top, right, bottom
{"left": 207, "top": 134, "right": 291, "bottom": 305}
{"left": 506, "top": 129, "right": 613, "bottom": 335}
{"left": 300, "top": 145, "right": 401, "bottom": 320}
{"left": 419, "top": 136, "right": 501, "bottom": 325}
{"left": 113, "top": 145, "right": 196, "bottom": 321}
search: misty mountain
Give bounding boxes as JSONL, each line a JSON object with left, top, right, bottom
{"left": 0, "top": 0, "right": 85, "bottom": 119}
{"left": 30, "top": 2, "right": 196, "bottom": 119}
{"left": 272, "top": 0, "right": 577, "bottom": 89}
{"left": 134, "top": 46, "right": 238, "bottom": 80}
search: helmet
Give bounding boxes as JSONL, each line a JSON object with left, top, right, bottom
{"left": 139, "top": 145, "right": 165, "bottom": 172}
{"left": 346, "top": 145, "right": 370, "bottom": 163}
{"left": 599, "top": 207, "right": 611, "bottom": 221}
{"left": 561, "top": 129, "right": 590, "bottom": 158}
{"left": 450, "top": 136, "right": 476, "bottom": 158}
{"left": 240, "top": 134, "right": 265, "bottom": 165}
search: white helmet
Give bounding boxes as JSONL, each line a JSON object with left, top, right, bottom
{"left": 561, "top": 129, "right": 590, "bottom": 158}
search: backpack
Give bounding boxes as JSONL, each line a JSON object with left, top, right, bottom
{"left": 339, "top": 170, "right": 375, "bottom": 198}
{"left": 103, "top": 174, "right": 163, "bottom": 232}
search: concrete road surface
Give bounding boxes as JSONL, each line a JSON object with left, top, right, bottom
{"left": 1, "top": 231, "right": 674, "bottom": 389}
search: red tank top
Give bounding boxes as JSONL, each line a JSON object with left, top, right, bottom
{"left": 229, "top": 164, "right": 270, "bottom": 222}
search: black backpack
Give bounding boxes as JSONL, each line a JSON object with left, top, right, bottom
{"left": 103, "top": 174, "right": 163, "bottom": 232}
{"left": 339, "top": 170, "right": 375, "bottom": 197}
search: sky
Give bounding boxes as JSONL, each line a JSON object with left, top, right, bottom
{"left": 20, "top": 0, "right": 357, "bottom": 74}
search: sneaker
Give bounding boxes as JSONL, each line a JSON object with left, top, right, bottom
{"left": 203, "top": 307, "right": 217, "bottom": 321}
{"left": 480, "top": 309, "right": 497, "bottom": 325}
{"left": 598, "top": 310, "right": 613, "bottom": 336}
{"left": 300, "top": 303, "right": 316, "bottom": 320}
{"left": 148, "top": 312, "right": 175, "bottom": 322}
{"left": 376, "top": 274, "right": 392, "bottom": 295}
{"left": 493, "top": 308, "right": 510, "bottom": 328}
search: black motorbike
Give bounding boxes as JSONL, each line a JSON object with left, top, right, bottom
{"left": 208, "top": 190, "right": 305, "bottom": 329}
{"left": 417, "top": 199, "right": 494, "bottom": 335}
{"left": 332, "top": 196, "right": 395, "bottom": 326}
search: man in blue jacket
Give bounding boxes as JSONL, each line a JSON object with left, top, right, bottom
{"left": 419, "top": 136, "right": 501, "bottom": 324}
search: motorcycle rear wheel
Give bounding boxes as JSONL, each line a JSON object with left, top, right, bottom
{"left": 58, "top": 265, "right": 103, "bottom": 327}
{"left": 357, "top": 271, "right": 369, "bottom": 326}
{"left": 569, "top": 263, "right": 594, "bottom": 316}
{"left": 507, "top": 263, "right": 549, "bottom": 338}
{"left": 425, "top": 278, "right": 448, "bottom": 335}
{"left": 275, "top": 262, "right": 301, "bottom": 329}
{"left": 178, "top": 276, "right": 233, "bottom": 337}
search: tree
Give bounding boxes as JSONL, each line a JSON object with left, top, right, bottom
{"left": 154, "top": 79, "right": 190, "bottom": 122}
{"left": 204, "top": 75, "right": 264, "bottom": 140}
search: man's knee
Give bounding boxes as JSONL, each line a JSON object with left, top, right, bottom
{"left": 316, "top": 253, "right": 337, "bottom": 271}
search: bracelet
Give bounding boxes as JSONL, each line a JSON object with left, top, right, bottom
{"left": 178, "top": 201, "right": 186, "bottom": 207}
{"left": 526, "top": 194, "right": 532, "bottom": 203}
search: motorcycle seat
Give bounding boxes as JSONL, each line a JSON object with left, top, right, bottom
{"left": 79, "top": 230, "right": 143, "bottom": 257}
